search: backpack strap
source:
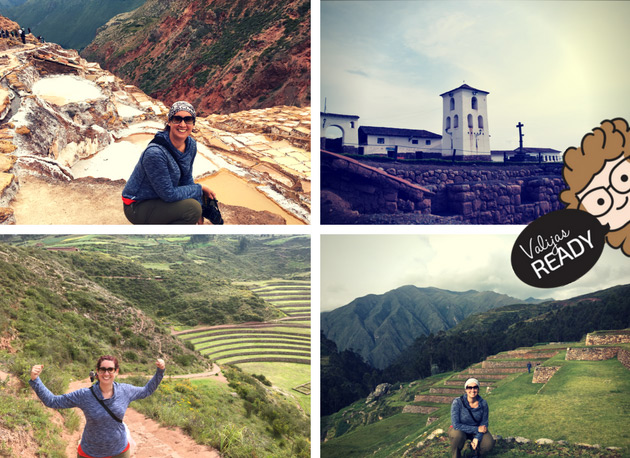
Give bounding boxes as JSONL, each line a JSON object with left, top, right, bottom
{"left": 460, "top": 395, "right": 481, "bottom": 426}
{"left": 90, "top": 386, "right": 123, "bottom": 423}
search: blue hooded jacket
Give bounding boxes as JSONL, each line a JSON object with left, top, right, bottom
{"left": 451, "top": 394, "right": 489, "bottom": 441}
{"left": 122, "top": 130, "right": 202, "bottom": 204}
{"left": 30, "top": 369, "right": 164, "bottom": 457}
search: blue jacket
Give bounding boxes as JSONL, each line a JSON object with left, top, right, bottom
{"left": 122, "top": 130, "right": 202, "bottom": 204}
{"left": 30, "top": 369, "right": 164, "bottom": 457}
{"left": 451, "top": 394, "right": 489, "bottom": 442}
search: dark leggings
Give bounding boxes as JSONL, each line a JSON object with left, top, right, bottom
{"left": 124, "top": 198, "right": 201, "bottom": 224}
{"left": 449, "top": 428, "right": 495, "bottom": 457}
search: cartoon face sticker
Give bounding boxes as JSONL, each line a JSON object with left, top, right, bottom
{"left": 560, "top": 118, "right": 630, "bottom": 255}
{"left": 577, "top": 154, "right": 630, "bottom": 231}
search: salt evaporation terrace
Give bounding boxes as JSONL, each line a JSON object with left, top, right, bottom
{"left": 6, "top": 64, "right": 310, "bottom": 224}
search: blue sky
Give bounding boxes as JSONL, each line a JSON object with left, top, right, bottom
{"left": 320, "top": 233, "right": 630, "bottom": 312}
{"left": 321, "top": 1, "right": 630, "bottom": 152}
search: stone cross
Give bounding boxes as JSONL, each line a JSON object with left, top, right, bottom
{"left": 516, "top": 122, "right": 525, "bottom": 154}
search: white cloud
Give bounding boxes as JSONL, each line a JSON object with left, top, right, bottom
{"left": 321, "top": 0, "right": 630, "bottom": 151}
{"left": 321, "top": 234, "right": 630, "bottom": 312}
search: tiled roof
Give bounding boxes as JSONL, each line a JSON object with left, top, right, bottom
{"left": 440, "top": 83, "right": 489, "bottom": 96}
{"left": 492, "top": 147, "right": 562, "bottom": 154}
{"left": 321, "top": 112, "right": 360, "bottom": 118}
{"left": 359, "top": 125, "right": 442, "bottom": 139}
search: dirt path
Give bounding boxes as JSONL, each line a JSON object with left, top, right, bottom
{"left": 12, "top": 176, "right": 129, "bottom": 225}
{"left": 63, "top": 375, "right": 221, "bottom": 457}
{"left": 10, "top": 175, "right": 285, "bottom": 224}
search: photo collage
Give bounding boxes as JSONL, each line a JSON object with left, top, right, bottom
{"left": 0, "top": 1, "right": 629, "bottom": 457}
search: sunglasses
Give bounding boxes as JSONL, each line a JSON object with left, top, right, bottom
{"left": 98, "top": 367, "right": 116, "bottom": 373}
{"left": 171, "top": 115, "right": 194, "bottom": 125}
{"left": 466, "top": 386, "right": 479, "bottom": 390}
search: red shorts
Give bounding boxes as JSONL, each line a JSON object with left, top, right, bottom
{"left": 77, "top": 443, "right": 130, "bottom": 458}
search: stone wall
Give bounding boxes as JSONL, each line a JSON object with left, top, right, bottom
{"left": 586, "top": 331, "right": 630, "bottom": 346}
{"left": 532, "top": 366, "right": 560, "bottom": 383}
{"left": 322, "top": 152, "right": 432, "bottom": 215}
{"left": 452, "top": 373, "right": 508, "bottom": 380}
{"left": 566, "top": 347, "right": 619, "bottom": 361}
{"left": 390, "top": 164, "right": 564, "bottom": 224}
{"left": 402, "top": 405, "right": 438, "bottom": 414}
{"left": 617, "top": 348, "right": 630, "bottom": 370}
{"left": 488, "top": 350, "right": 558, "bottom": 360}
{"left": 482, "top": 360, "right": 533, "bottom": 368}
{"left": 466, "top": 367, "right": 523, "bottom": 374}
{"left": 322, "top": 153, "right": 565, "bottom": 224}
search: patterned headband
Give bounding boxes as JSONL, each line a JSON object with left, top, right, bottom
{"left": 168, "top": 101, "right": 196, "bottom": 122}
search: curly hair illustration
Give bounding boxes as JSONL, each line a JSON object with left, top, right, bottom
{"left": 560, "top": 118, "right": 630, "bottom": 255}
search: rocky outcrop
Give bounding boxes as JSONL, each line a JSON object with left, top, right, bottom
{"left": 366, "top": 383, "right": 392, "bottom": 404}
{"left": 81, "top": 0, "right": 310, "bottom": 116}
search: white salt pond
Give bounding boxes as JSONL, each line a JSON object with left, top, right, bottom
{"left": 32, "top": 75, "right": 105, "bottom": 105}
{"left": 71, "top": 134, "right": 220, "bottom": 181}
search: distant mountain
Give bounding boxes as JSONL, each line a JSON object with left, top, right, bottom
{"left": 0, "top": 0, "right": 25, "bottom": 9}
{"left": 0, "top": 0, "right": 145, "bottom": 50}
{"left": 81, "top": 0, "right": 310, "bottom": 115}
{"left": 321, "top": 286, "right": 533, "bottom": 369}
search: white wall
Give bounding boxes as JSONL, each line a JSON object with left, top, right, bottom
{"left": 362, "top": 134, "right": 442, "bottom": 155}
{"left": 442, "top": 89, "right": 490, "bottom": 158}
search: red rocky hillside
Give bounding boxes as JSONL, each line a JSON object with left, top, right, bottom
{"left": 81, "top": 0, "right": 310, "bottom": 116}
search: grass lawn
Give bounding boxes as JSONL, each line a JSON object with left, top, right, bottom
{"left": 321, "top": 413, "right": 426, "bottom": 458}
{"left": 488, "top": 358, "right": 630, "bottom": 448}
{"left": 236, "top": 362, "right": 310, "bottom": 415}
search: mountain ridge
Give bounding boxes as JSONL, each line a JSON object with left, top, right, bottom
{"left": 321, "top": 285, "right": 537, "bottom": 369}
{"left": 81, "top": 0, "right": 310, "bottom": 115}
{"left": 0, "top": 0, "right": 145, "bottom": 50}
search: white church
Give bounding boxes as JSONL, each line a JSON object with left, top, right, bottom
{"left": 321, "top": 83, "right": 562, "bottom": 163}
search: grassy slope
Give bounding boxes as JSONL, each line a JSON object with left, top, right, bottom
{"left": 237, "top": 361, "right": 310, "bottom": 414}
{"left": 490, "top": 354, "right": 630, "bottom": 446}
{"left": 321, "top": 346, "right": 630, "bottom": 457}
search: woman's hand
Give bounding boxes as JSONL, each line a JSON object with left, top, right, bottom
{"left": 31, "top": 364, "right": 44, "bottom": 381}
{"left": 478, "top": 425, "right": 487, "bottom": 433}
{"left": 156, "top": 359, "right": 165, "bottom": 371}
{"left": 201, "top": 185, "right": 216, "bottom": 199}
{"left": 471, "top": 438, "right": 479, "bottom": 450}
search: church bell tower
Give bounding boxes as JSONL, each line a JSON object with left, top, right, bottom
{"left": 439, "top": 84, "right": 491, "bottom": 161}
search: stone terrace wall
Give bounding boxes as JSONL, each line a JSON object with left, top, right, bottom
{"left": 488, "top": 350, "right": 558, "bottom": 360}
{"left": 402, "top": 405, "right": 438, "bottom": 414}
{"left": 617, "top": 348, "right": 630, "bottom": 370}
{"left": 532, "top": 366, "right": 560, "bottom": 383}
{"left": 566, "top": 347, "right": 619, "bottom": 361}
{"left": 382, "top": 163, "right": 564, "bottom": 224}
{"left": 586, "top": 331, "right": 630, "bottom": 346}
{"left": 482, "top": 360, "right": 537, "bottom": 368}
{"left": 322, "top": 152, "right": 433, "bottom": 214}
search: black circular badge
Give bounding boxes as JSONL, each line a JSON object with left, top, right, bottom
{"left": 511, "top": 209, "right": 608, "bottom": 288}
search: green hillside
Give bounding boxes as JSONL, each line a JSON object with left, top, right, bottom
{"left": 322, "top": 341, "right": 630, "bottom": 457}
{"left": 321, "top": 286, "right": 538, "bottom": 369}
{"left": 0, "top": 0, "right": 145, "bottom": 50}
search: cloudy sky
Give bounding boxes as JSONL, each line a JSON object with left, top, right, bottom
{"left": 320, "top": 233, "right": 630, "bottom": 312}
{"left": 321, "top": 0, "right": 630, "bottom": 151}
